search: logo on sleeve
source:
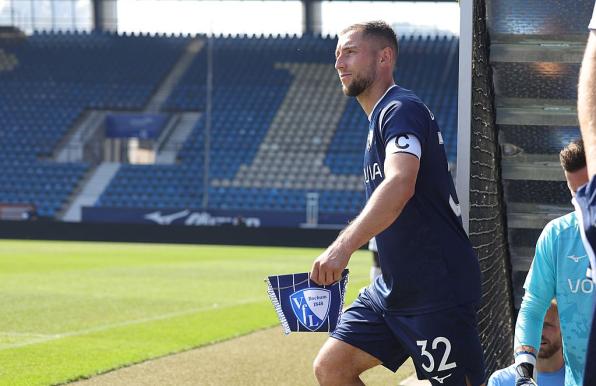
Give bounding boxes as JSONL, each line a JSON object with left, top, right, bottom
{"left": 423, "top": 104, "right": 435, "bottom": 120}
{"left": 290, "top": 288, "right": 331, "bottom": 331}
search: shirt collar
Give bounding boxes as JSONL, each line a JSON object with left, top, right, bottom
{"left": 368, "top": 84, "right": 398, "bottom": 122}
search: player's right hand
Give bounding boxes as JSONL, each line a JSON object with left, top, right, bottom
{"left": 310, "top": 243, "right": 350, "bottom": 286}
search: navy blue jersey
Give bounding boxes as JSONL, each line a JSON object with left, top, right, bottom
{"left": 364, "top": 85, "right": 481, "bottom": 314}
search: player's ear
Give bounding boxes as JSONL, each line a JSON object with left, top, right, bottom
{"left": 380, "top": 46, "right": 392, "bottom": 65}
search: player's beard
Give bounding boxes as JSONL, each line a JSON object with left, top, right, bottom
{"left": 538, "top": 339, "right": 562, "bottom": 359}
{"left": 343, "top": 67, "right": 376, "bottom": 97}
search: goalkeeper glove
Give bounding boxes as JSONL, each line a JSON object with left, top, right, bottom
{"left": 514, "top": 351, "right": 537, "bottom": 386}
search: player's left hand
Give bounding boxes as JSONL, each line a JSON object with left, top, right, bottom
{"left": 310, "top": 244, "right": 350, "bottom": 285}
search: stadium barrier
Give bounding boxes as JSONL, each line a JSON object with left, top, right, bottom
{"left": 0, "top": 219, "right": 340, "bottom": 248}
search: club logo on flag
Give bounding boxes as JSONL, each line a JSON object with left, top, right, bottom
{"left": 265, "top": 270, "right": 348, "bottom": 334}
{"left": 289, "top": 288, "right": 331, "bottom": 331}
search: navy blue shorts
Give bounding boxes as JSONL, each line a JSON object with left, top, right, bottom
{"left": 331, "top": 287, "right": 486, "bottom": 386}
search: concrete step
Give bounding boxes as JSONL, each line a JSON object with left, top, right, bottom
{"left": 61, "top": 162, "right": 120, "bottom": 222}
{"left": 501, "top": 154, "right": 564, "bottom": 181}
{"left": 510, "top": 246, "right": 535, "bottom": 272}
{"left": 145, "top": 39, "right": 204, "bottom": 112}
{"left": 491, "top": 39, "right": 585, "bottom": 63}
{"left": 506, "top": 202, "right": 571, "bottom": 229}
{"left": 53, "top": 110, "right": 107, "bottom": 163}
{"left": 497, "top": 105, "right": 578, "bottom": 126}
{"left": 155, "top": 112, "right": 201, "bottom": 164}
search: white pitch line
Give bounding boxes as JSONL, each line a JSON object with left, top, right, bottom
{"left": 0, "top": 297, "right": 263, "bottom": 351}
{"left": 0, "top": 332, "right": 57, "bottom": 338}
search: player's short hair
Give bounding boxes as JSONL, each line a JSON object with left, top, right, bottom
{"left": 559, "top": 139, "right": 586, "bottom": 172}
{"left": 340, "top": 20, "right": 399, "bottom": 64}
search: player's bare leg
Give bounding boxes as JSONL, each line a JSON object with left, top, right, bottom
{"left": 313, "top": 337, "right": 381, "bottom": 386}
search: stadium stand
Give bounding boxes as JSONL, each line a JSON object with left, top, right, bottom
{"left": 98, "top": 34, "right": 459, "bottom": 216}
{"left": 0, "top": 31, "right": 459, "bottom": 220}
{"left": 0, "top": 31, "right": 188, "bottom": 217}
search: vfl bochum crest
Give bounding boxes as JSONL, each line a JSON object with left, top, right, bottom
{"left": 290, "top": 288, "right": 331, "bottom": 331}
{"left": 265, "top": 270, "right": 349, "bottom": 334}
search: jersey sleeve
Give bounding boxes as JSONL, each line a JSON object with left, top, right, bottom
{"left": 590, "top": 2, "right": 596, "bottom": 30}
{"left": 379, "top": 99, "right": 429, "bottom": 153}
{"left": 574, "top": 176, "right": 596, "bottom": 283}
{"left": 514, "top": 222, "right": 557, "bottom": 351}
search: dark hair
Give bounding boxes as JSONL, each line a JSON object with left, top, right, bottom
{"left": 341, "top": 21, "right": 399, "bottom": 63}
{"left": 559, "top": 139, "right": 586, "bottom": 172}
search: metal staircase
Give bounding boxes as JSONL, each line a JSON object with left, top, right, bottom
{"left": 486, "top": 0, "right": 594, "bottom": 307}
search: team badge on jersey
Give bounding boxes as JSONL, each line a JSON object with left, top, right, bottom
{"left": 366, "top": 129, "right": 374, "bottom": 150}
{"left": 265, "top": 270, "right": 349, "bottom": 334}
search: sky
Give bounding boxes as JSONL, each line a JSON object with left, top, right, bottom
{"left": 117, "top": 1, "right": 459, "bottom": 36}
{"left": 0, "top": 0, "right": 460, "bottom": 36}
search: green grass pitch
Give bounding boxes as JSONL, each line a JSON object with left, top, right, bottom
{"left": 0, "top": 239, "right": 373, "bottom": 386}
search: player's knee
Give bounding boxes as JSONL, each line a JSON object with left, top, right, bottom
{"left": 313, "top": 350, "right": 346, "bottom": 385}
{"left": 313, "top": 352, "right": 330, "bottom": 383}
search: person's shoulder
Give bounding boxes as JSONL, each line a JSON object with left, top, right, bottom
{"left": 542, "top": 211, "right": 578, "bottom": 238}
{"left": 487, "top": 364, "right": 516, "bottom": 386}
{"left": 381, "top": 87, "right": 427, "bottom": 119}
{"left": 391, "top": 87, "right": 424, "bottom": 108}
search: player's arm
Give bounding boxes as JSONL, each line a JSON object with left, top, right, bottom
{"left": 579, "top": 29, "right": 596, "bottom": 178}
{"left": 310, "top": 151, "right": 419, "bottom": 285}
{"left": 512, "top": 227, "right": 556, "bottom": 385}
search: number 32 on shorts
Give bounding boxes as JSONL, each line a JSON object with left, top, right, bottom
{"left": 416, "top": 337, "right": 457, "bottom": 373}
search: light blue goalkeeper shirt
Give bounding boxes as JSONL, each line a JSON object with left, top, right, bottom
{"left": 515, "top": 212, "right": 595, "bottom": 386}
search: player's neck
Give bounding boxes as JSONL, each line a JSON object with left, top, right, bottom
{"left": 536, "top": 349, "right": 564, "bottom": 373}
{"left": 357, "top": 78, "right": 396, "bottom": 118}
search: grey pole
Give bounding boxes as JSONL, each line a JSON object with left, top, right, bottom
{"left": 203, "top": 34, "right": 213, "bottom": 209}
{"left": 456, "top": 0, "right": 473, "bottom": 234}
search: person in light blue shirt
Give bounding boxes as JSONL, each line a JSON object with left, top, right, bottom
{"left": 514, "top": 140, "right": 593, "bottom": 386}
{"left": 489, "top": 301, "right": 564, "bottom": 386}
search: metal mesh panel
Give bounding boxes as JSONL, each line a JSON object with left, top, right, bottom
{"left": 509, "top": 228, "right": 542, "bottom": 248}
{"left": 499, "top": 125, "right": 580, "bottom": 154}
{"left": 493, "top": 63, "right": 580, "bottom": 99}
{"left": 470, "top": 0, "right": 515, "bottom": 377}
{"left": 504, "top": 180, "right": 571, "bottom": 205}
{"left": 487, "top": 0, "right": 594, "bottom": 36}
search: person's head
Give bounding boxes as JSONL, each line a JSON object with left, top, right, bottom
{"left": 334, "top": 21, "right": 398, "bottom": 97}
{"left": 560, "top": 139, "right": 589, "bottom": 195}
{"left": 539, "top": 300, "right": 562, "bottom": 359}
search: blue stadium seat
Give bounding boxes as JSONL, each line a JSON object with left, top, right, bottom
{"left": 0, "top": 31, "right": 188, "bottom": 217}
{"left": 0, "top": 31, "right": 458, "bottom": 218}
